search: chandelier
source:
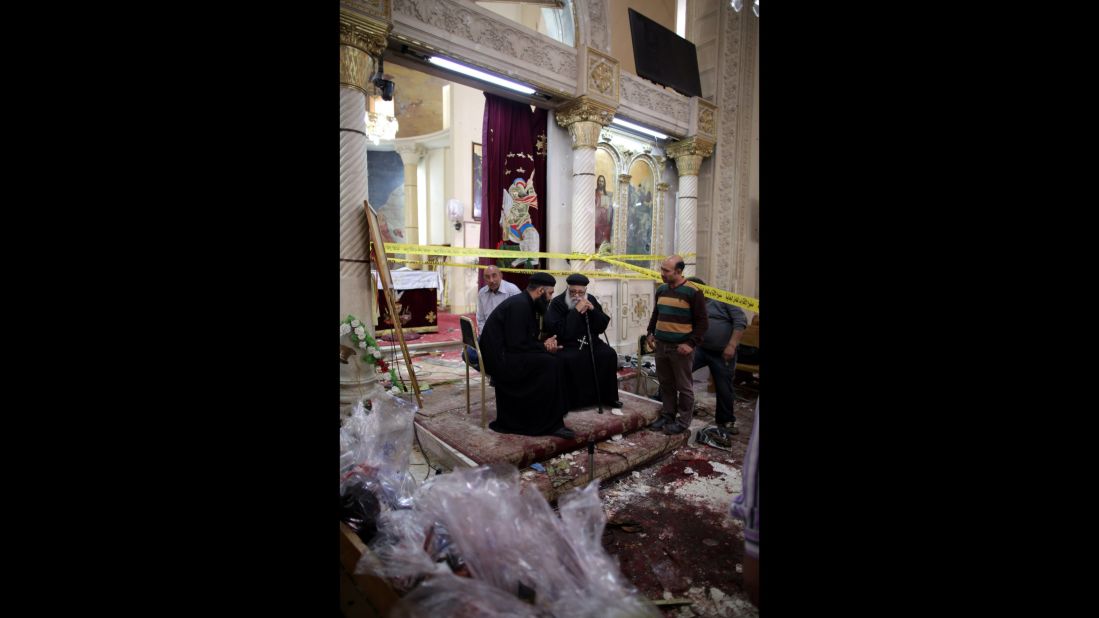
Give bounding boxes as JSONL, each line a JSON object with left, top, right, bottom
{"left": 365, "top": 94, "right": 398, "bottom": 145}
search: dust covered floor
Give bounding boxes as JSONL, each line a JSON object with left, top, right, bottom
{"left": 406, "top": 371, "right": 760, "bottom": 617}
{"left": 600, "top": 380, "right": 758, "bottom": 618}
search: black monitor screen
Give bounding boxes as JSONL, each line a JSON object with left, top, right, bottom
{"left": 628, "top": 9, "right": 702, "bottom": 98}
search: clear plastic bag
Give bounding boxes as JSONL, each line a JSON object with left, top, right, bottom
{"left": 339, "top": 382, "right": 420, "bottom": 509}
{"left": 389, "top": 573, "right": 548, "bottom": 618}
{"left": 356, "top": 508, "right": 446, "bottom": 592}
{"left": 339, "top": 478, "right": 382, "bottom": 545}
{"left": 388, "top": 464, "right": 659, "bottom": 617}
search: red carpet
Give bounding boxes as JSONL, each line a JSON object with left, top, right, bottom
{"left": 377, "top": 311, "right": 472, "bottom": 347}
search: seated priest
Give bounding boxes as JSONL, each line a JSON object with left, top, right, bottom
{"left": 477, "top": 272, "right": 576, "bottom": 439}
{"left": 543, "top": 273, "right": 624, "bottom": 411}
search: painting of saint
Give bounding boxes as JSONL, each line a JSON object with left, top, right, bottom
{"left": 594, "top": 174, "right": 614, "bottom": 252}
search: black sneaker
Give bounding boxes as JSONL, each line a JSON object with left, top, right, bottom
{"left": 696, "top": 426, "right": 733, "bottom": 451}
{"left": 650, "top": 416, "right": 671, "bottom": 430}
{"left": 717, "top": 422, "right": 740, "bottom": 436}
{"left": 662, "top": 422, "right": 687, "bottom": 435}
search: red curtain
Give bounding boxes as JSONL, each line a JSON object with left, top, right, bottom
{"left": 478, "top": 93, "right": 548, "bottom": 290}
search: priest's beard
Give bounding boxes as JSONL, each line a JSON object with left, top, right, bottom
{"left": 534, "top": 295, "right": 550, "bottom": 315}
{"left": 566, "top": 294, "right": 579, "bottom": 310}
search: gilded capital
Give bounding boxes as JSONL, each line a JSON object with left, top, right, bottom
{"left": 656, "top": 182, "right": 670, "bottom": 192}
{"left": 555, "top": 97, "right": 616, "bottom": 130}
{"left": 340, "top": 10, "right": 392, "bottom": 93}
{"left": 565, "top": 121, "right": 603, "bottom": 150}
{"left": 667, "top": 137, "right": 715, "bottom": 176}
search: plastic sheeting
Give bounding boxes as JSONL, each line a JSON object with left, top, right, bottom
{"left": 358, "top": 465, "right": 659, "bottom": 617}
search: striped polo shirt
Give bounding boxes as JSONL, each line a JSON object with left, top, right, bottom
{"left": 647, "top": 280, "right": 709, "bottom": 346}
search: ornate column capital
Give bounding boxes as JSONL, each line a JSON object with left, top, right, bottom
{"left": 656, "top": 182, "right": 670, "bottom": 192}
{"left": 340, "top": 8, "right": 392, "bottom": 93}
{"left": 395, "top": 143, "right": 425, "bottom": 166}
{"left": 618, "top": 173, "right": 632, "bottom": 184}
{"left": 555, "top": 96, "right": 616, "bottom": 129}
{"left": 555, "top": 97, "right": 616, "bottom": 150}
{"left": 562, "top": 121, "right": 601, "bottom": 150}
{"left": 667, "top": 137, "right": 716, "bottom": 176}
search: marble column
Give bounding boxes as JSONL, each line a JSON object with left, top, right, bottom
{"left": 554, "top": 98, "right": 615, "bottom": 266}
{"left": 395, "top": 143, "right": 425, "bottom": 268}
{"left": 340, "top": 10, "right": 390, "bottom": 410}
{"left": 614, "top": 173, "right": 632, "bottom": 254}
{"left": 666, "top": 137, "right": 715, "bottom": 276}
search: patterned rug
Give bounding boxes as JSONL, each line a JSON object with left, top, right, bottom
{"left": 415, "top": 382, "right": 665, "bottom": 469}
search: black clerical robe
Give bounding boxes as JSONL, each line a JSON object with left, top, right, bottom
{"left": 542, "top": 293, "right": 620, "bottom": 410}
{"left": 478, "top": 292, "right": 569, "bottom": 435}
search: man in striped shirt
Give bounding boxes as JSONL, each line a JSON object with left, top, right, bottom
{"left": 646, "top": 255, "right": 709, "bottom": 435}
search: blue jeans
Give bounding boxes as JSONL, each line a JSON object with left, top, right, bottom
{"left": 465, "top": 346, "right": 480, "bottom": 371}
{"left": 693, "top": 347, "right": 736, "bottom": 425}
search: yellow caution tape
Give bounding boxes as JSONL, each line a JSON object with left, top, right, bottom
{"left": 378, "top": 242, "right": 694, "bottom": 264}
{"left": 389, "top": 258, "right": 654, "bottom": 280}
{"left": 377, "top": 243, "right": 758, "bottom": 313}
{"left": 597, "top": 257, "right": 759, "bottom": 313}
{"left": 380, "top": 243, "right": 579, "bottom": 261}
{"left": 602, "top": 254, "right": 695, "bottom": 261}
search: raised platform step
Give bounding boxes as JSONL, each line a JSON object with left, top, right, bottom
{"left": 411, "top": 383, "right": 686, "bottom": 500}
{"left": 519, "top": 426, "right": 689, "bottom": 502}
{"left": 415, "top": 384, "right": 662, "bottom": 468}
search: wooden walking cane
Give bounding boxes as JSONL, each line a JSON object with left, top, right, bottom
{"left": 582, "top": 308, "right": 602, "bottom": 484}
{"left": 365, "top": 201, "right": 423, "bottom": 408}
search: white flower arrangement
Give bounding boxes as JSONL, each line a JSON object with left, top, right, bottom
{"left": 340, "top": 314, "right": 404, "bottom": 393}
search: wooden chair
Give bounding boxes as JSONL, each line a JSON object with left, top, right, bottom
{"left": 459, "top": 316, "right": 489, "bottom": 428}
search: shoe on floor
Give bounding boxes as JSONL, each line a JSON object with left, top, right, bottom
{"left": 650, "top": 416, "right": 671, "bottom": 430}
{"left": 611, "top": 400, "right": 624, "bottom": 408}
{"left": 662, "top": 422, "right": 687, "bottom": 435}
{"left": 550, "top": 426, "right": 576, "bottom": 440}
{"left": 717, "top": 422, "right": 740, "bottom": 436}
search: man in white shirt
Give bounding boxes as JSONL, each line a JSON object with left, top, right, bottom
{"left": 468, "top": 265, "right": 521, "bottom": 370}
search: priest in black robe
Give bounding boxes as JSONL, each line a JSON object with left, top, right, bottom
{"left": 478, "top": 272, "right": 576, "bottom": 439}
{"left": 542, "top": 273, "right": 624, "bottom": 411}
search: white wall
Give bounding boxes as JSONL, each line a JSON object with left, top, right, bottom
{"left": 417, "top": 162, "right": 427, "bottom": 245}
{"left": 447, "top": 81, "right": 487, "bottom": 314}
